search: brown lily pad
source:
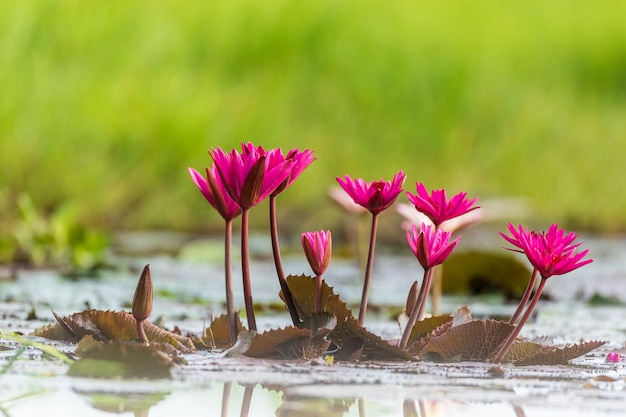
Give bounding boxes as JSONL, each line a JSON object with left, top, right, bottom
{"left": 197, "top": 313, "right": 246, "bottom": 349}
{"left": 33, "top": 309, "right": 195, "bottom": 353}
{"left": 244, "top": 326, "right": 330, "bottom": 360}
{"left": 283, "top": 275, "right": 351, "bottom": 325}
{"left": 501, "top": 340, "right": 606, "bottom": 365}
{"left": 421, "top": 319, "right": 515, "bottom": 362}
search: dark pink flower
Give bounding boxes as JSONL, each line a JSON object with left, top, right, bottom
{"left": 266, "top": 147, "right": 316, "bottom": 196}
{"left": 210, "top": 143, "right": 293, "bottom": 209}
{"left": 606, "top": 352, "right": 622, "bottom": 363}
{"left": 406, "top": 183, "right": 479, "bottom": 226}
{"left": 336, "top": 170, "right": 406, "bottom": 215}
{"left": 301, "top": 230, "right": 332, "bottom": 276}
{"left": 406, "top": 224, "right": 460, "bottom": 270}
{"left": 188, "top": 166, "right": 241, "bottom": 221}
{"left": 500, "top": 223, "right": 593, "bottom": 279}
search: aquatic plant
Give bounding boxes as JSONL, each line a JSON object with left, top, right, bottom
{"left": 336, "top": 170, "right": 406, "bottom": 326}
{"left": 210, "top": 143, "right": 293, "bottom": 331}
{"left": 493, "top": 223, "right": 593, "bottom": 363}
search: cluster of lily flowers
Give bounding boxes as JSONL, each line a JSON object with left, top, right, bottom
{"left": 188, "top": 142, "right": 593, "bottom": 363}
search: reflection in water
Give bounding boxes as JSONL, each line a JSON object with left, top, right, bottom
{"left": 3, "top": 380, "right": 537, "bottom": 417}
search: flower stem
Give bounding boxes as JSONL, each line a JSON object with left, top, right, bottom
{"left": 358, "top": 212, "right": 379, "bottom": 327}
{"left": 221, "top": 382, "right": 232, "bottom": 417}
{"left": 399, "top": 268, "right": 433, "bottom": 350}
{"left": 315, "top": 274, "right": 323, "bottom": 312}
{"left": 136, "top": 320, "right": 148, "bottom": 345}
{"left": 241, "top": 208, "right": 257, "bottom": 331}
{"left": 269, "top": 195, "right": 300, "bottom": 325}
{"left": 415, "top": 267, "right": 435, "bottom": 321}
{"left": 494, "top": 277, "right": 547, "bottom": 363}
{"left": 224, "top": 218, "right": 237, "bottom": 344}
{"left": 431, "top": 264, "right": 443, "bottom": 316}
{"left": 509, "top": 268, "right": 538, "bottom": 324}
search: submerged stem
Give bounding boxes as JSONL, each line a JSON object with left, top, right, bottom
{"left": 241, "top": 208, "right": 257, "bottom": 331}
{"left": 269, "top": 195, "right": 300, "bottom": 325}
{"left": 509, "top": 268, "right": 539, "bottom": 325}
{"left": 399, "top": 268, "right": 434, "bottom": 350}
{"left": 224, "top": 219, "right": 237, "bottom": 344}
{"left": 358, "top": 213, "right": 379, "bottom": 327}
{"left": 494, "top": 278, "right": 547, "bottom": 363}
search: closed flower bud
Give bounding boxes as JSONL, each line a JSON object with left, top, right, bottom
{"left": 132, "top": 264, "right": 153, "bottom": 322}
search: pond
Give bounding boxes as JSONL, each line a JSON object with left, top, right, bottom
{"left": 1, "top": 231, "right": 626, "bottom": 416}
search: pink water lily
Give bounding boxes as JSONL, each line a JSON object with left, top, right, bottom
{"left": 336, "top": 171, "right": 406, "bottom": 215}
{"left": 210, "top": 143, "right": 293, "bottom": 209}
{"left": 406, "top": 224, "right": 460, "bottom": 270}
{"left": 407, "top": 183, "right": 479, "bottom": 226}
{"left": 302, "top": 230, "right": 332, "bottom": 312}
{"left": 188, "top": 166, "right": 241, "bottom": 221}
{"left": 494, "top": 223, "right": 593, "bottom": 363}
{"left": 500, "top": 223, "right": 592, "bottom": 279}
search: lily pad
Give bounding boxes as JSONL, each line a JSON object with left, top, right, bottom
{"left": 244, "top": 326, "right": 331, "bottom": 360}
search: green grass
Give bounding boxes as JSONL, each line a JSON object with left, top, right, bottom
{"left": 1, "top": 0, "right": 626, "bottom": 239}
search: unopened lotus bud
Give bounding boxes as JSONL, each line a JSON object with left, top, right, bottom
{"left": 405, "top": 281, "right": 419, "bottom": 317}
{"left": 132, "top": 264, "right": 153, "bottom": 322}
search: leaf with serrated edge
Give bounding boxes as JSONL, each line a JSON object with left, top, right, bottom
{"left": 200, "top": 313, "right": 245, "bottom": 349}
{"left": 33, "top": 310, "right": 194, "bottom": 353}
{"left": 421, "top": 319, "right": 515, "bottom": 362}
{"left": 332, "top": 317, "right": 415, "bottom": 361}
{"left": 283, "top": 275, "right": 351, "bottom": 325}
{"left": 510, "top": 340, "right": 606, "bottom": 365}
{"left": 403, "top": 314, "right": 452, "bottom": 348}
{"left": 245, "top": 327, "right": 330, "bottom": 360}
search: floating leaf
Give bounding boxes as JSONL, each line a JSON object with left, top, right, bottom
{"left": 244, "top": 326, "right": 330, "bottom": 360}
{"left": 283, "top": 275, "right": 351, "bottom": 325}
{"left": 421, "top": 319, "right": 515, "bottom": 362}
{"left": 198, "top": 313, "right": 245, "bottom": 349}
{"left": 504, "top": 340, "right": 606, "bottom": 365}
{"left": 401, "top": 314, "right": 453, "bottom": 348}
{"left": 33, "top": 310, "right": 195, "bottom": 353}
{"left": 408, "top": 321, "right": 453, "bottom": 355}
{"left": 331, "top": 317, "right": 415, "bottom": 361}
{"left": 68, "top": 340, "right": 174, "bottom": 379}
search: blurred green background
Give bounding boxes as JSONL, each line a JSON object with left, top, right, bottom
{"left": 2, "top": 0, "right": 626, "bottom": 251}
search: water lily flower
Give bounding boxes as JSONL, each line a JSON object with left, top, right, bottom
{"left": 188, "top": 166, "right": 242, "bottom": 221}
{"left": 336, "top": 170, "right": 406, "bottom": 326}
{"left": 210, "top": 143, "right": 293, "bottom": 210}
{"left": 500, "top": 223, "right": 592, "bottom": 279}
{"left": 406, "top": 224, "right": 460, "bottom": 270}
{"left": 606, "top": 352, "right": 622, "bottom": 363}
{"left": 336, "top": 171, "right": 406, "bottom": 215}
{"left": 407, "top": 183, "right": 479, "bottom": 226}
{"left": 210, "top": 143, "right": 294, "bottom": 332}
{"left": 302, "top": 230, "right": 332, "bottom": 311}
{"left": 399, "top": 224, "right": 460, "bottom": 349}
{"left": 494, "top": 223, "right": 593, "bottom": 363}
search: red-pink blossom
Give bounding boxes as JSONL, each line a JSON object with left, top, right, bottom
{"left": 301, "top": 230, "right": 332, "bottom": 276}
{"left": 336, "top": 170, "right": 406, "bottom": 215}
{"left": 406, "top": 183, "right": 479, "bottom": 226}
{"left": 406, "top": 224, "right": 460, "bottom": 270}
{"left": 188, "top": 166, "right": 241, "bottom": 221}
{"left": 210, "top": 143, "right": 293, "bottom": 209}
{"left": 500, "top": 223, "right": 593, "bottom": 279}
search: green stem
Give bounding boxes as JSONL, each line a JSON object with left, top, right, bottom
{"left": 358, "top": 213, "right": 379, "bottom": 327}
{"left": 399, "top": 268, "right": 433, "bottom": 350}
{"left": 269, "top": 195, "right": 300, "bottom": 325}
{"left": 241, "top": 208, "right": 257, "bottom": 331}
{"left": 224, "top": 219, "right": 237, "bottom": 344}
{"left": 494, "top": 278, "right": 547, "bottom": 363}
{"left": 509, "top": 268, "right": 538, "bottom": 324}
